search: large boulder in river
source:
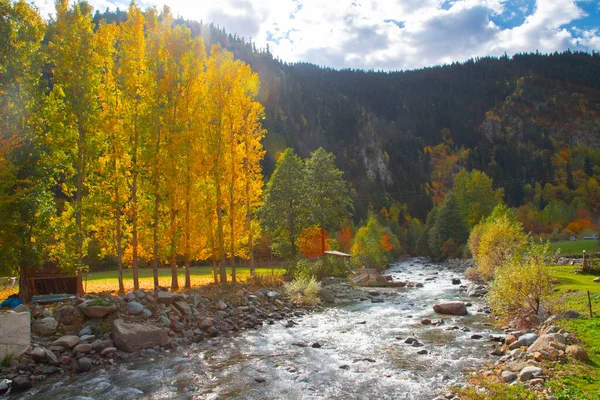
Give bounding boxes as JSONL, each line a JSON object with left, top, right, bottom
{"left": 112, "top": 319, "right": 168, "bottom": 352}
{"left": 432, "top": 301, "right": 468, "bottom": 316}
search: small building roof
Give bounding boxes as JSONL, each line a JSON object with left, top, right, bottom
{"left": 324, "top": 250, "right": 352, "bottom": 258}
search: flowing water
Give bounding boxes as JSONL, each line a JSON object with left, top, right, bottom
{"left": 22, "top": 259, "right": 500, "bottom": 400}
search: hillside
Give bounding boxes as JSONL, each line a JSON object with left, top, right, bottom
{"left": 96, "top": 10, "right": 600, "bottom": 223}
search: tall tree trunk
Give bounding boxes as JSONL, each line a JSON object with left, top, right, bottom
{"left": 76, "top": 127, "right": 85, "bottom": 269}
{"left": 170, "top": 208, "right": 178, "bottom": 289}
{"left": 132, "top": 109, "right": 140, "bottom": 290}
{"left": 247, "top": 201, "right": 255, "bottom": 277}
{"left": 115, "top": 166, "right": 124, "bottom": 295}
{"left": 152, "top": 123, "right": 161, "bottom": 289}
{"left": 217, "top": 180, "right": 227, "bottom": 283}
{"left": 184, "top": 184, "right": 191, "bottom": 289}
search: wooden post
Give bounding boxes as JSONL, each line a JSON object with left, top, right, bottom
{"left": 588, "top": 290, "right": 593, "bottom": 318}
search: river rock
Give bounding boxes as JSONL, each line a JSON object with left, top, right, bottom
{"left": 76, "top": 357, "right": 92, "bottom": 373}
{"left": 157, "top": 291, "right": 176, "bottom": 305}
{"left": 404, "top": 337, "right": 419, "bottom": 345}
{"left": 432, "top": 301, "right": 467, "bottom": 316}
{"left": 159, "top": 316, "right": 170, "bottom": 327}
{"left": 80, "top": 334, "right": 96, "bottom": 343}
{"left": 91, "top": 339, "right": 113, "bottom": 352}
{"left": 112, "top": 319, "right": 168, "bottom": 352}
{"left": 28, "top": 347, "right": 45, "bottom": 362}
{"left": 11, "top": 375, "right": 31, "bottom": 392}
{"left": 199, "top": 318, "right": 214, "bottom": 330}
{"left": 73, "top": 344, "right": 92, "bottom": 354}
{"left": 466, "top": 283, "right": 488, "bottom": 297}
{"left": 32, "top": 317, "right": 58, "bottom": 336}
{"left": 566, "top": 345, "right": 589, "bottom": 361}
{"left": 217, "top": 301, "right": 228, "bottom": 310}
{"left": 527, "top": 333, "right": 566, "bottom": 355}
{"left": 518, "top": 333, "right": 538, "bottom": 346}
{"left": 79, "top": 326, "right": 92, "bottom": 336}
{"left": 53, "top": 335, "right": 80, "bottom": 348}
{"left": 501, "top": 370, "right": 517, "bottom": 382}
{"left": 505, "top": 334, "right": 518, "bottom": 345}
{"left": 127, "top": 301, "right": 144, "bottom": 315}
{"left": 78, "top": 301, "right": 117, "bottom": 318}
{"left": 133, "top": 290, "right": 146, "bottom": 299}
{"left": 13, "top": 304, "right": 29, "bottom": 313}
{"left": 174, "top": 301, "right": 191, "bottom": 316}
{"left": 563, "top": 310, "right": 582, "bottom": 319}
{"left": 451, "top": 278, "right": 461, "bottom": 285}
{"left": 519, "top": 366, "right": 542, "bottom": 381}
{"left": 101, "top": 347, "right": 117, "bottom": 357}
{"left": 44, "top": 349, "right": 58, "bottom": 365}
{"left": 319, "top": 288, "right": 336, "bottom": 304}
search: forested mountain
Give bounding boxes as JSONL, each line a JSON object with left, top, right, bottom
{"left": 94, "top": 10, "right": 600, "bottom": 223}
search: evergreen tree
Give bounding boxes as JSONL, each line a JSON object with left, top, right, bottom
{"left": 305, "top": 148, "right": 353, "bottom": 255}
{"left": 259, "top": 148, "right": 308, "bottom": 259}
{"left": 430, "top": 191, "right": 469, "bottom": 258}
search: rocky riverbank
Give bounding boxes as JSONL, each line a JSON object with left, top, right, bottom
{"left": 0, "top": 284, "right": 311, "bottom": 395}
{"left": 436, "top": 315, "right": 591, "bottom": 399}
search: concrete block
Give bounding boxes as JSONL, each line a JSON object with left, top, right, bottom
{"left": 0, "top": 312, "right": 31, "bottom": 361}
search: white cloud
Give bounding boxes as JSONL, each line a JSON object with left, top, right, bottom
{"left": 31, "top": 0, "right": 600, "bottom": 71}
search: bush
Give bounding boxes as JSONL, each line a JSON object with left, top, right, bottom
{"left": 487, "top": 243, "right": 553, "bottom": 328}
{"left": 351, "top": 214, "right": 400, "bottom": 269}
{"left": 470, "top": 204, "right": 528, "bottom": 281}
{"left": 288, "top": 256, "right": 353, "bottom": 281}
{"left": 284, "top": 277, "right": 321, "bottom": 306}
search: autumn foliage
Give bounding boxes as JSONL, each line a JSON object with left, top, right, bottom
{"left": 299, "top": 226, "right": 329, "bottom": 258}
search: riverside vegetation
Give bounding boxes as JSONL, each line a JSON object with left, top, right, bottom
{"left": 2, "top": 0, "right": 600, "bottom": 399}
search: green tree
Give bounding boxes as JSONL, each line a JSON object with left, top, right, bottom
{"left": 452, "top": 169, "right": 504, "bottom": 228}
{"left": 351, "top": 213, "right": 399, "bottom": 269}
{"left": 46, "top": 0, "right": 105, "bottom": 272}
{"left": 305, "top": 147, "right": 353, "bottom": 254}
{"left": 259, "top": 148, "right": 308, "bottom": 259}
{"left": 0, "top": 0, "right": 50, "bottom": 300}
{"left": 426, "top": 191, "right": 469, "bottom": 259}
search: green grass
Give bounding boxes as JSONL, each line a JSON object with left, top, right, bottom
{"left": 547, "top": 265, "right": 600, "bottom": 398}
{"left": 549, "top": 240, "right": 600, "bottom": 255}
{"left": 548, "top": 265, "right": 600, "bottom": 315}
{"left": 82, "top": 266, "right": 285, "bottom": 293}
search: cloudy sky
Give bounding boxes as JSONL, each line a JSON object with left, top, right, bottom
{"left": 32, "top": 0, "right": 600, "bottom": 71}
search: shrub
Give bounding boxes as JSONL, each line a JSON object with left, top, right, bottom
{"left": 289, "top": 256, "right": 353, "bottom": 281}
{"left": 284, "top": 277, "right": 321, "bottom": 306}
{"left": 487, "top": 242, "right": 553, "bottom": 328}
{"left": 351, "top": 214, "right": 400, "bottom": 269}
{"left": 471, "top": 204, "right": 528, "bottom": 281}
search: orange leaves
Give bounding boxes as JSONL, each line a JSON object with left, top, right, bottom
{"left": 566, "top": 218, "right": 592, "bottom": 234}
{"left": 299, "top": 225, "right": 329, "bottom": 258}
{"left": 336, "top": 226, "right": 353, "bottom": 253}
{"left": 381, "top": 233, "right": 393, "bottom": 252}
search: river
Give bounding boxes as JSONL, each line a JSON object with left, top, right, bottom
{"left": 22, "top": 259, "right": 500, "bottom": 400}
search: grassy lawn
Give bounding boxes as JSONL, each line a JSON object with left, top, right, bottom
{"left": 549, "top": 240, "right": 600, "bottom": 255}
{"left": 0, "top": 266, "right": 285, "bottom": 300}
{"left": 547, "top": 265, "right": 600, "bottom": 398}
